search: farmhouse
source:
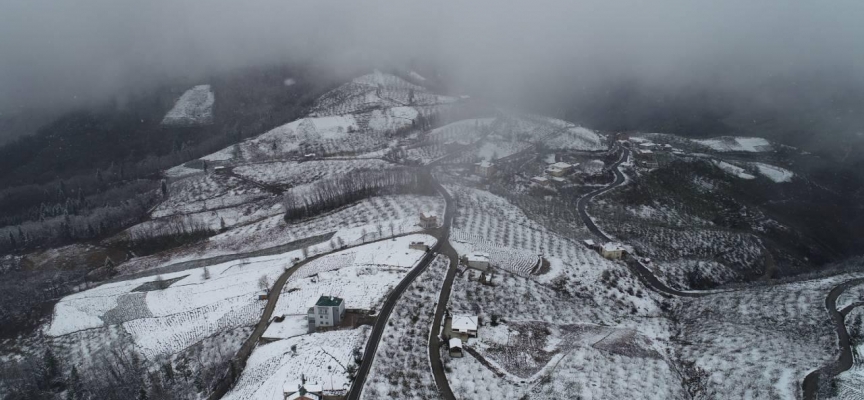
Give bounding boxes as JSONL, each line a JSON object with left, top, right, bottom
{"left": 463, "top": 252, "right": 491, "bottom": 271}
{"left": 531, "top": 176, "right": 553, "bottom": 188}
{"left": 600, "top": 242, "right": 627, "bottom": 260}
{"left": 451, "top": 314, "right": 479, "bottom": 341}
{"left": 409, "top": 241, "right": 429, "bottom": 251}
{"left": 283, "top": 382, "right": 324, "bottom": 400}
{"left": 449, "top": 338, "right": 464, "bottom": 358}
{"left": 420, "top": 212, "right": 438, "bottom": 229}
{"left": 307, "top": 295, "right": 345, "bottom": 332}
{"left": 475, "top": 160, "right": 495, "bottom": 178}
{"left": 635, "top": 149, "right": 659, "bottom": 168}
{"left": 546, "top": 162, "right": 575, "bottom": 177}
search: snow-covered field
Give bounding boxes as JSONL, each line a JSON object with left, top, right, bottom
{"left": 674, "top": 274, "right": 864, "bottom": 399}
{"left": 713, "top": 160, "right": 756, "bottom": 179}
{"left": 234, "top": 159, "right": 394, "bottom": 187}
{"left": 441, "top": 183, "right": 675, "bottom": 398}
{"left": 117, "top": 194, "right": 444, "bottom": 275}
{"left": 694, "top": 136, "right": 772, "bottom": 152}
{"left": 833, "top": 306, "right": 864, "bottom": 400}
{"left": 224, "top": 235, "right": 435, "bottom": 398}
{"left": 752, "top": 162, "right": 794, "bottom": 183}
{"left": 46, "top": 251, "right": 298, "bottom": 359}
{"left": 361, "top": 255, "right": 450, "bottom": 399}
{"left": 162, "top": 84, "right": 215, "bottom": 126}
{"left": 272, "top": 234, "right": 436, "bottom": 318}
{"left": 223, "top": 328, "right": 370, "bottom": 400}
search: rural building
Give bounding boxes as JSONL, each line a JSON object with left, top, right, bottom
{"left": 420, "top": 212, "right": 438, "bottom": 229}
{"left": 451, "top": 314, "right": 479, "bottom": 341}
{"left": 638, "top": 142, "right": 657, "bottom": 150}
{"left": 258, "top": 290, "right": 269, "bottom": 300}
{"left": 546, "top": 162, "right": 575, "bottom": 177}
{"left": 409, "top": 241, "right": 429, "bottom": 251}
{"left": 449, "top": 338, "right": 464, "bottom": 358}
{"left": 307, "top": 296, "right": 345, "bottom": 331}
{"left": 635, "top": 149, "right": 659, "bottom": 168}
{"left": 600, "top": 242, "right": 626, "bottom": 260}
{"left": 463, "top": 252, "right": 491, "bottom": 271}
{"left": 283, "top": 382, "right": 324, "bottom": 400}
{"left": 475, "top": 160, "right": 495, "bottom": 178}
{"left": 531, "top": 176, "right": 553, "bottom": 188}
{"left": 551, "top": 176, "right": 567, "bottom": 185}
{"left": 583, "top": 239, "right": 598, "bottom": 250}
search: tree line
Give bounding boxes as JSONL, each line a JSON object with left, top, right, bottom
{"left": 283, "top": 168, "right": 436, "bottom": 222}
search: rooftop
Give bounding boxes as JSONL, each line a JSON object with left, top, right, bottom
{"left": 315, "top": 295, "right": 343, "bottom": 307}
{"left": 466, "top": 252, "right": 490, "bottom": 262}
{"left": 547, "top": 162, "right": 573, "bottom": 169}
{"left": 476, "top": 160, "right": 493, "bottom": 168}
{"left": 420, "top": 211, "right": 437, "bottom": 219}
{"left": 452, "top": 314, "right": 479, "bottom": 332}
{"left": 449, "top": 338, "right": 463, "bottom": 348}
{"left": 284, "top": 383, "right": 323, "bottom": 394}
{"left": 531, "top": 176, "right": 549, "bottom": 182}
{"left": 603, "top": 242, "right": 626, "bottom": 252}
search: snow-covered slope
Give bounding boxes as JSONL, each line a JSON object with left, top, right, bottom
{"left": 162, "top": 84, "right": 215, "bottom": 126}
{"left": 694, "top": 136, "right": 772, "bottom": 152}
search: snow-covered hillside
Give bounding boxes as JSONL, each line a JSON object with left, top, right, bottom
{"left": 694, "top": 136, "right": 772, "bottom": 152}
{"left": 162, "top": 84, "right": 215, "bottom": 126}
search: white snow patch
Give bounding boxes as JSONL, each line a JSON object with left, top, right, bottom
{"left": 713, "top": 160, "right": 756, "bottom": 179}
{"left": 694, "top": 137, "right": 771, "bottom": 152}
{"left": 752, "top": 163, "right": 794, "bottom": 183}
{"left": 162, "top": 85, "right": 214, "bottom": 126}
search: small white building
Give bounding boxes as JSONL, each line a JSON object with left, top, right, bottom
{"left": 451, "top": 314, "right": 479, "bottom": 342}
{"left": 546, "top": 162, "right": 575, "bottom": 177}
{"left": 420, "top": 211, "right": 438, "bottom": 229}
{"left": 600, "top": 242, "right": 626, "bottom": 260}
{"left": 531, "top": 176, "right": 553, "bottom": 188}
{"left": 475, "top": 160, "right": 495, "bottom": 178}
{"left": 463, "top": 252, "right": 491, "bottom": 271}
{"left": 449, "top": 337, "right": 464, "bottom": 358}
{"left": 583, "top": 239, "right": 598, "bottom": 249}
{"left": 307, "top": 295, "right": 345, "bottom": 331}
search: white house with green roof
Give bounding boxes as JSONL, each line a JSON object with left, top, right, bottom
{"left": 307, "top": 295, "right": 345, "bottom": 331}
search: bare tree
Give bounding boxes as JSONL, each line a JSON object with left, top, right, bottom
{"left": 258, "top": 275, "right": 270, "bottom": 292}
{"left": 202, "top": 267, "right": 211, "bottom": 280}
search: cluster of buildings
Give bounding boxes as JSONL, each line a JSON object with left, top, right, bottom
{"left": 622, "top": 138, "right": 681, "bottom": 169}
{"left": 531, "top": 160, "right": 578, "bottom": 188}
{"left": 447, "top": 314, "right": 479, "bottom": 358}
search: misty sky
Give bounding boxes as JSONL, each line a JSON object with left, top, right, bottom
{"left": 1, "top": 0, "right": 863, "bottom": 112}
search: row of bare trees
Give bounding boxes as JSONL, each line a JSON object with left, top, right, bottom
{"left": 282, "top": 168, "right": 435, "bottom": 222}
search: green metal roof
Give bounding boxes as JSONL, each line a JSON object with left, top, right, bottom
{"left": 315, "top": 295, "right": 343, "bottom": 307}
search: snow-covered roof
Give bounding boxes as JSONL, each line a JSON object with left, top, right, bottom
{"left": 531, "top": 176, "right": 549, "bottom": 183}
{"left": 449, "top": 338, "right": 463, "bottom": 348}
{"left": 583, "top": 239, "right": 596, "bottom": 246}
{"left": 452, "top": 315, "right": 478, "bottom": 332}
{"left": 551, "top": 177, "right": 567, "bottom": 183}
{"left": 547, "top": 162, "right": 573, "bottom": 169}
{"left": 284, "top": 383, "right": 323, "bottom": 396}
{"left": 286, "top": 391, "right": 320, "bottom": 400}
{"left": 420, "top": 211, "right": 437, "bottom": 219}
{"left": 638, "top": 142, "right": 656, "bottom": 147}
{"left": 476, "top": 160, "right": 493, "bottom": 168}
{"left": 602, "top": 242, "right": 626, "bottom": 252}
